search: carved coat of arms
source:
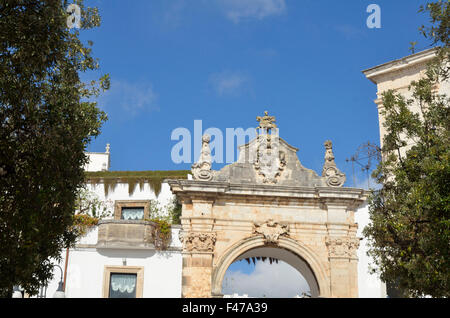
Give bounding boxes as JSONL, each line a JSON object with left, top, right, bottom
{"left": 254, "top": 219, "right": 289, "bottom": 244}
{"left": 253, "top": 111, "right": 286, "bottom": 184}
{"left": 254, "top": 135, "right": 286, "bottom": 184}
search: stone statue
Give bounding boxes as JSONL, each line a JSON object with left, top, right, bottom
{"left": 256, "top": 110, "right": 277, "bottom": 132}
{"left": 191, "top": 134, "right": 213, "bottom": 181}
{"left": 322, "top": 140, "right": 346, "bottom": 187}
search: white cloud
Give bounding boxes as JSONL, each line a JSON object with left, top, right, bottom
{"left": 100, "top": 80, "right": 159, "bottom": 116}
{"left": 257, "top": 48, "right": 278, "bottom": 58}
{"left": 222, "top": 260, "right": 310, "bottom": 298}
{"left": 217, "top": 0, "right": 286, "bottom": 23}
{"left": 161, "top": 0, "right": 186, "bottom": 29}
{"left": 335, "top": 24, "right": 365, "bottom": 40}
{"left": 209, "top": 70, "right": 249, "bottom": 97}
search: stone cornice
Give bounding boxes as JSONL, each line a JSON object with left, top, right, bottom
{"left": 362, "top": 47, "right": 438, "bottom": 84}
{"left": 166, "top": 179, "right": 367, "bottom": 203}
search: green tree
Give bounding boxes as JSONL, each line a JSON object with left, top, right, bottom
{"left": 0, "top": 0, "right": 109, "bottom": 297}
{"left": 72, "top": 187, "right": 113, "bottom": 237}
{"left": 364, "top": 1, "right": 449, "bottom": 297}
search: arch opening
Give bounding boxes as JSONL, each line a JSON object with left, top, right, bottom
{"left": 219, "top": 246, "right": 320, "bottom": 298}
{"left": 212, "top": 236, "right": 330, "bottom": 298}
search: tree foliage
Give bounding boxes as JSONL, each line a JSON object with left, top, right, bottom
{"left": 146, "top": 198, "right": 181, "bottom": 250}
{"left": 0, "top": 0, "right": 109, "bottom": 296}
{"left": 72, "top": 187, "right": 113, "bottom": 237}
{"left": 364, "top": 1, "right": 450, "bottom": 297}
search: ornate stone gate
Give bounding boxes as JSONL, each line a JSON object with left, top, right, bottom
{"left": 168, "top": 112, "right": 366, "bottom": 298}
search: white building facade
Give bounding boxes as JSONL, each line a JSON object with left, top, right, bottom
{"left": 35, "top": 150, "right": 184, "bottom": 298}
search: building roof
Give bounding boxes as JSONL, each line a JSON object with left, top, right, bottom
{"left": 362, "top": 47, "right": 438, "bottom": 84}
{"left": 85, "top": 170, "right": 190, "bottom": 196}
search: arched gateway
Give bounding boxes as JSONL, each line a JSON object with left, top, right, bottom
{"left": 167, "top": 112, "right": 366, "bottom": 298}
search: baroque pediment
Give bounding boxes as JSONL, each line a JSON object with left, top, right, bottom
{"left": 213, "top": 134, "right": 327, "bottom": 187}
{"left": 191, "top": 111, "right": 346, "bottom": 188}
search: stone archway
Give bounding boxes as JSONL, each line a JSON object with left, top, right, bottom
{"left": 168, "top": 112, "right": 367, "bottom": 298}
{"left": 211, "top": 236, "right": 329, "bottom": 297}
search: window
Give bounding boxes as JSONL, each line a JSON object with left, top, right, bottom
{"left": 114, "top": 201, "right": 150, "bottom": 220}
{"left": 103, "top": 266, "right": 144, "bottom": 298}
{"left": 109, "top": 273, "right": 137, "bottom": 298}
{"left": 121, "top": 207, "right": 144, "bottom": 220}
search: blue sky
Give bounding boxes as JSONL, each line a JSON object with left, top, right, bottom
{"left": 83, "top": 0, "right": 432, "bottom": 188}
{"left": 80, "top": 0, "right": 433, "bottom": 296}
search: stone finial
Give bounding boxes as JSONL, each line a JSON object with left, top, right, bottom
{"left": 105, "top": 143, "right": 110, "bottom": 153}
{"left": 322, "top": 140, "right": 346, "bottom": 187}
{"left": 256, "top": 110, "right": 277, "bottom": 131}
{"left": 191, "top": 134, "right": 213, "bottom": 181}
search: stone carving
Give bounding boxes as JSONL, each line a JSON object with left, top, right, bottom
{"left": 325, "top": 236, "right": 360, "bottom": 258}
{"left": 254, "top": 135, "right": 286, "bottom": 184}
{"left": 322, "top": 140, "right": 346, "bottom": 187}
{"left": 253, "top": 219, "right": 289, "bottom": 244}
{"left": 191, "top": 134, "right": 213, "bottom": 181}
{"left": 254, "top": 113, "right": 286, "bottom": 184}
{"left": 256, "top": 110, "right": 277, "bottom": 131}
{"left": 180, "top": 231, "right": 217, "bottom": 253}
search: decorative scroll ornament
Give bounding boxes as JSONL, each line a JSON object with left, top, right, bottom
{"left": 253, "top": 219, "right": 289, "bottom": 244}
{"left": 180, "top": 231, "right": 217, "bottom": 253}
{"left": 322, "top": 140, "right": 346, "bottom": 187}
{"left": 254, "top": 112, "right": 286, "bottom": 184}
{"left": 191, "top": 134, "right": 213, "bottom": 181}
{"left": 325, "top": 236, "right": 360, "bottom": 258}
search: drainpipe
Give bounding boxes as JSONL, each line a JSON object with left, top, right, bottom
{"left": 63, "top": 247, "right": 69, "bottom": 291}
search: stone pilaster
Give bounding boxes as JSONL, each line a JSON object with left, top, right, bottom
{"left": 180, "top": 231, "right": 216, "bottom": 298}
{"left": 180, "top": 197, "right": 216, "bottom": 298}
{"left": 326, "top": 236, "right": 360, "bottom": 297}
